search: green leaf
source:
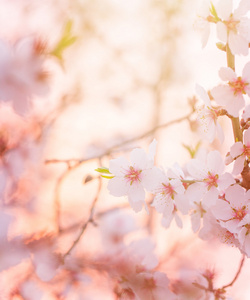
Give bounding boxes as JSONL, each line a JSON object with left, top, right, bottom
{"left": 101, "top": 175, "right": 115, "bottom": 179}
{"left": 95, "top": 167, "right": 112, "bottom": 174}
{"left": 209, "top": 2, "right": 220, "bottom": 22}
{"left": 50, "top": 20, "right": 77, "bottom": 62}
{"left": 183, "top": 142, "right": 201, "bottom": 158}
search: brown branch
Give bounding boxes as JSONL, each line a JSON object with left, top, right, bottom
{"left": 45, "top": 110, "right": 194, "bottom": 167}
{"left": 221, "top": 254, "right": 245, "bottom": 290}
{"left": 62, "top": 174, "right": 102, "bottom": 261}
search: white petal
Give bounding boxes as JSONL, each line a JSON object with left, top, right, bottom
{"left": 187, "top": 159, "right": 207, "bottom": 179}
{"left": 232, "top": 156, "right": 245, "bottom": 175}
{"left": 203, "top": 188, "right": 218, "bottom": 207}
{"left": 230, "top": 141, "right": 244, "bottom": 158}
{"left": 142, "top": 167, "right": 165, "bottom": 192}
{"left": 191, "top": 212, "right": 201, "bottom": 233}
{"left": 216, "top": 22, "right": 228, "bottom": 43}
{"left": 207, "top": 150, "right": 224, "bottom": 174}
{"left": 218, "top": 172, "right": 235, "bottom": 190}
{"left": 161, "top": 215, "right": 173, "bottom": 229}
{"left": 195, "top": 84, "right": 211, "bottom": 107}
{"left": 147, "top": 139, "right": 157, "bottom": 163}
{"left": 216, "top": 122, "right": 224, "bottom": 143}
{"left": 216, "top": 0, "right": 233, "bottom": 20}
{"left": 242, "top": 61, "right": 250, "bottom": 82}
{"left": 109, "top": 157, "right": 129, "bottom": 176}
{"left": 244, "top": 127, "right": 250, "bottom": 145}
{"left": 226, "top": 95, "right": 245, "bottom": 117}
{"left": 130, "top": 148, "right": 148, "bottom": 169}
{"left": 107, "top": 177, "right": 128, "bottom": 197}
{"left": 127, "top": 184, "right": 145, "bottom": 212}
{"left": 219, "top": 67, "right": 237, "bottom": 81}
{"left": 175, "top": 194, "right": 189, "bottom": 214}
{"left": 229, "top": 32, "right": 249, "bottom": 56}
{"left": 211, "top": 85, "right": 232, "bottom": 106}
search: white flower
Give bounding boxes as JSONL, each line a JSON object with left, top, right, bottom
{"left": 196, "top": 84, "right": 224, "bottom": 143}
{"left": 107, "top": 140, "right": 159, "bottom": 212}
{"left": 195, "top": 0, "right": 250, "bottom": 55}
{"left": 211, "top": 62, "right": 250, "bottom": 117}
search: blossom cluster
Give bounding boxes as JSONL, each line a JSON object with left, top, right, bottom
{"left": 1, "top": 0, "right": 250, "bottom": 299}
{"left": 105, "top": 0, "right": 250, "bottom": 266}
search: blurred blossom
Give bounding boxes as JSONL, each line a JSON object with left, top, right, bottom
{"left": 99, "top": 209, "right": 137, "bottom": 249}
{"left": 0, "top": 36, "right": 49, "bottom": 115}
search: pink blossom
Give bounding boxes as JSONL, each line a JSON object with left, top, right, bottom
{"left": 196, "top": 84, "right": 224, "bottom": 143}
{"left": 195, "top": 0, "right": 250, "bottom": 55}
{"left": 237, "top": 214, "right": 250, "bottom": 257}
{"left": 211, "top": 185, "right": 250, "bottom": 233}
{"left": 99, "top": 210, "right": 137, "bottom": 248}
{"left": 187, "top": 150, "right": 235, "bottom": 207}
{"left": 134, "top": 271, "right": 175, "bottom": 300}
{"left": 107, "top": 140, "right": 159, "bottom": 212}
{"left": 242, "top": 104, "right": 250, "bottom": 121}
{"left": 215, "top": 0, "right": 250, "bottom": 55}
{"left": 194, "top": 0, "right": 211, "bottom": 48}
{"left": 211, "top": 62, "right": 250, "bottom": 117}
{"left": 230, "top": 126, "right": 250, "bottom": 174}
{"left": 0, "top": 36, "right": 49, "bottom": 115}
{"left": 150, "top": 168, "right": 189, "bottom": 228}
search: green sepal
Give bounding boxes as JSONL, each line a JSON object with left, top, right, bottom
{"left": 216, "top": 42, "right": 226, "bottom": 52}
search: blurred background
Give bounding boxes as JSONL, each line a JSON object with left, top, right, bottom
{"left": 1, "top": 0, "right": 250, "bottom": 299}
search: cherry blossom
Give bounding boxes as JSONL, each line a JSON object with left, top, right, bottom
{"left": 215, "top": 0, "right": 250, "bottom": 55}
{"left": 134, "top": 271, "right": 175, "bottom": 300}
{"left": 150, "top": 167, "right": 189, "bottom": 228}
{"left": 211, "top": 62, "right": 250, "bottom": 117}
{"left": 0, "top": 36, "right": 49, "bottom": 115}
{"left": 186, "top": 150, "right": 235, "bottom": 207}
{"left": 194, "top": 0, "right": 211, "bottom": 48}
{"left": 107, "top": 140, "right": 159, "bottom": 212}
{"left": 211, "top": 185, "right": 250, "bottom": 233}
{"left": 99, "top": 210, "right": 137, "bottom": 248}
{"left": 196, "top": 0, "right": 250, "bottom": 55}
{"left": 230, "top": 126, "right": 250, "bottom": 174}
{"left": 237, "top": 214, "right": 250, "bottom": 256}
{"left": 196, "top": 84, "right": 224, "bottom": 143}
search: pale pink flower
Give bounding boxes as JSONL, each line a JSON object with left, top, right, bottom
{"left": 230, "top": 126, "right": 250, "bottom": 174}
{"left": 211, "top": 185, "right": 250, "bottom": 233}
{"left": 150, "top": 168, "right": 189, "bottom": 228}
{"left": 215, "top": 0, "right": 250, "bottom": 55}
{"left": 211, "top": 62, "right": 250, "bottom": 117}
{"left": 161, "top": 207, "right": 183, "bottom": 229}
{"left": 195, "top": 0, "right": 250, "bottom": 55}
{"left": 187, "top": 150, "right": 235, "bottom": 207}
{"left": 134, "top": 271, "right": 175, "bottom": 300}
{"left": 99, "top": 210, "right": 137, "bottom": 248}
{"left": 107, "top": 140, "right": 159, "bottom": 212}
{"left": 237, "top": 214, "right": 250, "bottom": 257}
{"left": 194, "top": 0, "right": 211, "bottom": 48}
{"left": 242, "top": 104, "right": 250, "bottom": 121}
{"left": 26, "top": 233, "right": 60, "bottom": 282}
{"left": 199, "top": 212, "right": 240, "bottom": 248}
{"left": 196, "top": 84, "right": 224, "bottom": 143}
{"left": 0, "top": 36, "right": 49, "bottom": 115}
{"left": 0, "top": 212, "right": 28, "bottom": 272}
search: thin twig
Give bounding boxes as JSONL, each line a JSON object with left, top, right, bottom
{"left": 221, "top": 254, "right": 245, "bottom": 289}
{"left": 45, "top": 110, "right": 194, "bottom": 166}
{"left": 62, "top": 174, "right": 102, "bottom": 261}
